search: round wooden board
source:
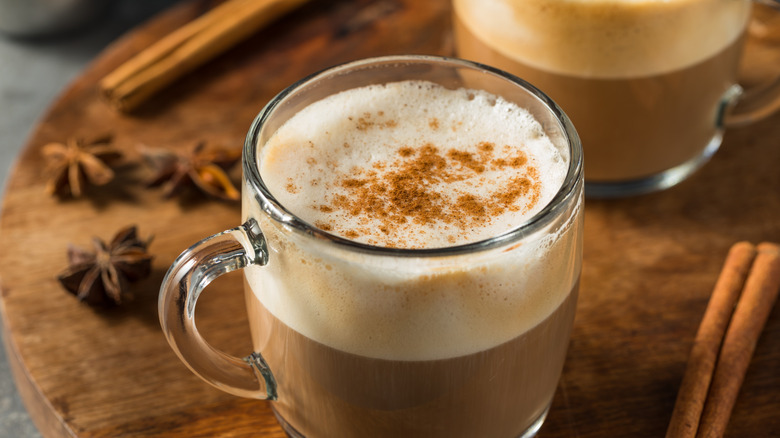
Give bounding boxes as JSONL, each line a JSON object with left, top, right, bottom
{"left": 1, "top": 1, "right": 779, "bottom": 436}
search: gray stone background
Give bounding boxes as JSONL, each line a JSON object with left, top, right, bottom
{"left": 0, "top": 1, "right": 178, "bottom": 436}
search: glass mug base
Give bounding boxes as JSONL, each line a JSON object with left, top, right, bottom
{"left": 584, "top": 129, "right": 724, "bottom": 198}
{"left": 272, "top": 403, "right": 552, "bottom": 438}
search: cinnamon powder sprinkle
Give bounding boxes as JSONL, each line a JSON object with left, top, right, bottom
{"left": 316, "top": 221, "right": 333, "bottom": 232}
{"left": 355, "top": 112, "right": 398, "bottom": 131}
{"left": 286, "top": 180, "right": 299, "bottom": 194}
{"left": 344, "top": 230, "right": 360, "bottom": 239}
{"left": 317, "top": 141, "right": 541, "bottom": 245}
{"left": 448, "top": 150, "right": 486, "bottom": 174}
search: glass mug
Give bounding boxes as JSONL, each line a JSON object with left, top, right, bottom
{"left": 159, "top": 56, "right": 584, "bottom": 438}
{"left": 454, "top": 0, "right": 780, "bottom": 197}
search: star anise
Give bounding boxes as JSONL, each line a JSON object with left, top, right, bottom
{"left": 41, "top": 134, "right": 122, "bottom": 198}
{"left": 57, "top": 226, "right": 154, "bottom": 306}
{"left": 140, "top": 142, "right": 241, "bottom": 201}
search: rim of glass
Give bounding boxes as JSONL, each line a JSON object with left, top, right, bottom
{"left": 243, "top": 55, "right": 582, "bottom": 257}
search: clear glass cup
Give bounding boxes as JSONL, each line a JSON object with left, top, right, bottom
{"left": 453, "top": 0, "right": 780, "bottom": 197}
{"left": 159, "top": 55, "right": 584, "bottom": 438}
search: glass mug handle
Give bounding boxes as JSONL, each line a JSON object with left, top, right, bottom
{"left": 723, "top": 0, "right": 780, "bottom": 127}
{"left": 158, "top": 218, "right": 277, "bottom": 400}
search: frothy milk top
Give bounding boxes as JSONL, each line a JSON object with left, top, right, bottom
{"left": 455, "top": 0, "right": 751, "bottom": 78}
{"left": 259, "top": 80, "right": 567, "bottom": 248}
{"left": 246, "top": 80, "right": 580, "bottom": 361}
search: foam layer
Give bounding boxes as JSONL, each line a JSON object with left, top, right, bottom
{"left": 454, "top": 0, "right": 751, "bottom": 78}
{"left": 244, "top": 216, "right": 581, "bottom": 360}
{"left": 258, "top": 80, "right": 567, "bottom": 248}
{"left": 245, "top": 80, "right": 581, "bottom": 360}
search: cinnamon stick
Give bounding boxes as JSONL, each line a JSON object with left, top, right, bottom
{"left": 665, "top": 242, "right": 757, "bottom": 438}
{"left": 100, "top": 0, "right": 309, "bottom": 112}
{"left": 695, "top": 242, "right": 780, "bottom": 438}
{"left": 666, "top": 241, "right": 780, "bottom": 438}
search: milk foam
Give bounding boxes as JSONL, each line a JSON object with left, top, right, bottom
{"left": 455, "top": 0, "right": 751, "bottom": 78}
{"left": 259, "top": 80, "right": 567, "bottom": 248}
{"left": 245, "top": 80, "right": 581, "bottom": 361}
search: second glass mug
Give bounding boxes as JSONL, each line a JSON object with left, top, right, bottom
{"left": 454, "top": 0, "right": 780, "bottom": 197}
{"left": 159, "top": 56, "right": 584, "bottom": 438}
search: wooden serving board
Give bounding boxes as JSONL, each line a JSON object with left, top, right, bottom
{"left": 1, "top": 0, "right": 779, "bottom": 436}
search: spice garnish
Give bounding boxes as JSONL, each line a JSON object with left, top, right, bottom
{"left": 315, "top": 142, "right": 540, "bottom": 246}
{"left": 140, "top": 142, "right": 241, "bottom": 201}
{"left": 57, "top": 226, "right": 154, "bottom": 306}
{"left": 41, "top": 134, "right": 121, "bottom": 198}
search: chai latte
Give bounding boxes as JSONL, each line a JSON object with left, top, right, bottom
{"left": 245, "top": 81, "right": 582, "bottom": 437}
{"left": 454, "top": 0, "right": 751, "bottom": 182}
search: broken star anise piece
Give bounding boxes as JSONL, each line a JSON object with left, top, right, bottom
{"left": 41, "top": 134, "right": 122, "bottom": 198}
{"left": 140, "top": 142, "right": 241, "bottom": 201}
{"left": 57, "top": 226, "right": 154, "bottom": 306}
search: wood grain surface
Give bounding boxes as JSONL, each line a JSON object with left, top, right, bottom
{"left": 1, "top": 0, "right": 779, "bottom": 437}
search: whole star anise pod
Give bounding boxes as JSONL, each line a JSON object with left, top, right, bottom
{"left": 41, "top": 134, "right": 122, "bottom": 198}
{"left": 140, "top": 142, "right": 241, "bottom": 201}
{"left": 57, "top": 226, "right": 154, "bottom": 306}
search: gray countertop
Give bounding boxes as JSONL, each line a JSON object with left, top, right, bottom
{"left": 0, "top": 2, "right": 178, "bottom": 436}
